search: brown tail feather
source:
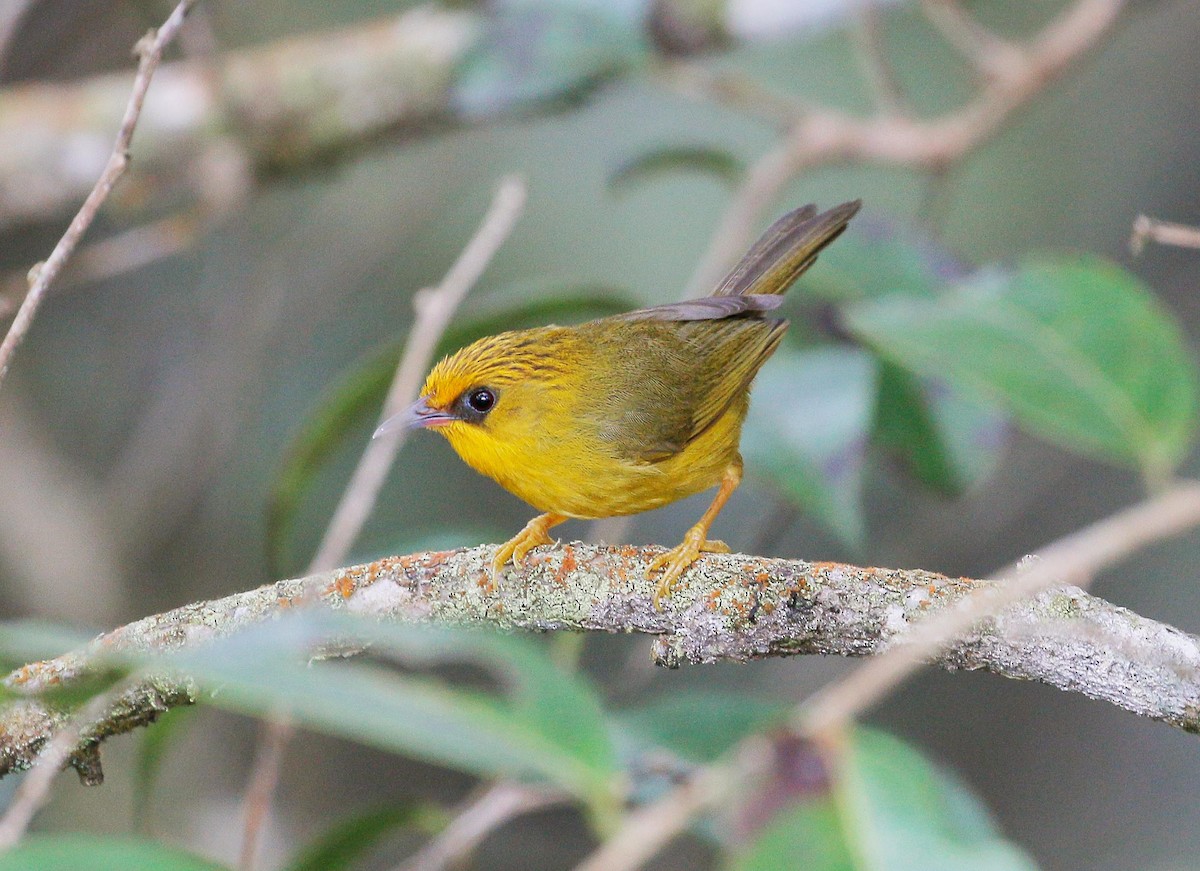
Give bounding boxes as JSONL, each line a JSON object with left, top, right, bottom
{"left": 710, "top": 200, "right": 862, "bottom": 298}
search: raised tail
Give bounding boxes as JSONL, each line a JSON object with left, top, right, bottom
{"left": 710, "top": 200, "right": 862, "bottom": 298}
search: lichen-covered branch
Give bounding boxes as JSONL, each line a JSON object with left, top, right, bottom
{"left": 3, "top": 542, "right": 1199, "bottom": 780}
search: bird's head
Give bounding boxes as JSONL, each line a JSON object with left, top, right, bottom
{"left": 374, "top": 328, "right": 572, "bottom": 467}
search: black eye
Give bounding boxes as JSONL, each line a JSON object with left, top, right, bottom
{"left": 466, "top": 388, "right": 496, "bottom": 414}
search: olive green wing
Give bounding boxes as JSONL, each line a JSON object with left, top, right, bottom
{"left": 675, "top": 317, "right": 788, "bottom": 448}
{"left": 582, "top": 318, "right": 787, "bottom": 464}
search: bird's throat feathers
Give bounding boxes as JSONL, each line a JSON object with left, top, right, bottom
{"left": 419, "top": 327, "right": 583, "bottom": 494}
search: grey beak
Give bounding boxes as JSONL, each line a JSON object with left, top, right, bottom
{"left": 373, "top": 396, "right": 457, "bottom": 438}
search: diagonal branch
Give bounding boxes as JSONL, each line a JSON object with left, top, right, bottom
{"left": 0, "top": 0, "right": 200, "bottom": 387}
{"left": 4, "top": 531, "right": 1200, "bottom": 781}
{"left": 685, "top": 0, "right": 1124, "bottom": 294}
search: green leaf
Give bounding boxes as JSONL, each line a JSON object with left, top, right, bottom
{"left": 161, "top": 616, "right": 618, "bottom": 813}
{"left": 616, "top": 692, "right": 788, "bottom": 763}
{"left": 0, "top": 835, "right": 231, "bottom": 871}
{"left": 610, "top": 146, "right": 744, "bottom": 192}
{"left": 742, "top": 347, "right": 877, "bottom": 547}
{"left": 283, "top": 804, "right": 443, "bottom": 871}
{"left": 732, "top": 800, "right": 857, "bottom": 871}
{"left": 847, "top": 255, "right": 1198, "bottom": 484}
{"left": 874, "top": 363, "right": 1007, "bottom": 495}
{"left": 355, "top": 622, "right": 618, "bottom": 791}
{"left": 0, "top": 621, "right": 92, "bottom": 665}
{"left": 267, "top": 289, "right": 636, "bottom": 576}
{"left": 132, "top": 707, "right": 195, "bottom": 832}
{"left": 793, "top": 223, "right": 958, "bottom": 303}
{"left": 729, "top": 728, "right": 1038, "bottom": 871}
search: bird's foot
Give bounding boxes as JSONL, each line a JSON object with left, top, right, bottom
{"left": 647, "top": 526, "right": 730, "bottom": 609}
{"left": 492, "top": 514, "right": 561, "bottom": 575}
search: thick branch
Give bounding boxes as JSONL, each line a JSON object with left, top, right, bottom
{"left": 3, "top": 542, "right": 1199, "bottom": 779}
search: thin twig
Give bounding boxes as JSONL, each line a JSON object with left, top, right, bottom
{"left": 684, "top": 0, "right": 1123, "bottom": 295}
{"left": 656, "top": 62, "right": 809, "bottom": 129}
{"left": 308, "top": 175, "right": 527, "bottom": 572}
{"left": 1130, "top": 215, "right": 1200, "bottom": 256}
{"left": 395, "top": 781, "right": 566, "bottom": 871}
{"left": 234, "top": 175, "right": 527, "bottom": 866}
{"left": 237, "top": 717, "right": 294, "bottom": 871}
{"left": 0, "top": 212, "right": 205, "bottom": 320}
{"left": 0, "top": 686, "right": 120, "bottom": 849}
{"left": 797, "top": 479, "right": 1200, "bottom": 736}
{"left": 852, "top": 4, "right": 905, "bottom": 115}
{"left": 572, "top": 765, "right": 729, "bottom": 871}
{"left": 0, "top": 0, "right": 199, "bottom": 388}
{"left": 919, "top": 0, "right": 1024, "bottom": 80}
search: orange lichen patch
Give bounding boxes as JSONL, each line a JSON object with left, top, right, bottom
{"left": 704, "top": 586, "right": 727, "bottom": 610}
{"left": 7, "top": 664, "right": 36, "bottom": 686}
{"left": 425, "top": 549, "right": 452, "bottom": 567}
{"left": 476, "top": 574, "right": 497, "bottom": 595}
{"left": 324, "top": 571, "right": 357, "bottom": 600}
{"left": 553, "top": 546, "right": 578, "bottom": 586}
{"left": 761, "top": 602, "right": 776, "bottom": 615}
{"left": 361, "top": 555, "right": 407, "bottom": 586}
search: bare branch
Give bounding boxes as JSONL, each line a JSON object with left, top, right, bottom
{"left": 4, "top": 510, "right": 1200, "bottom": 781}
{"left": 0, "top": 685, "right": 120, "bottom": 847}
{"left": 0, "top": 0, "right": 200, "bottom": 388}
{"left": 797, "top": 478, "right": 1200, "bottom": 736}
{"left": 852, "top": 5, "right": 905, "bottom": 115}
{"left": 1130, "top": 214, "right": 1200, "bottom": 256}
{"left": 919, "top": 0, "right": 1024, "bottom": 81}
{"left": 237, "top": 718, "right": 294, "bottom": 871}
{"left": 685, "top": 0, "right": 1124, "bottom": 294}
{"left": 573, "top": 765, "right": 729, "bottom": 871}
{"left": 0, "top": 212, "right": 205, "bottom": 320}
{"left": 394, "top": 782, "right": 566, "bottom": 871}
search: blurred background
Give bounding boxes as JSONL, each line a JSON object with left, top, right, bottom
{"left": 2, "top": 0, "right": 1200, "bottom": 869}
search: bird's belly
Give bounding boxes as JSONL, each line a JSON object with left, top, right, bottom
{"left": 492, "top": 406, "right": 744, "bottom": 519}
{"left": 507, "top": 458, "right": 715, "bottom": 519}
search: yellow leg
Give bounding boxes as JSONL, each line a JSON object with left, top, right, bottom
{"left": 492, "top": 513, "right": 567, "bottom": 575}
{"left": 648, "top": 463, "right": 741, "bottom": 609}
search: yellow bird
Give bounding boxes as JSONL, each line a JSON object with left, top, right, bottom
{"left": 379, "top": 201, "right": 861, "bottom": 606}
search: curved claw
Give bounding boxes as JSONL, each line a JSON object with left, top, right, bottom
{"left": 491, "top": 513, "right": 566, "bottom": 576}
{"left": 647, "top": 527, "right": 730, "bottom": 609}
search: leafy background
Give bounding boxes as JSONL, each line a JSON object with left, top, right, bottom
{"left": 3, "top": 0, "right": 1200, "bottom": 869}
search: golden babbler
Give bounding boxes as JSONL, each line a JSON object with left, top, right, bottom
{"left": 378, "top": 201, "right": 861, "bottom": 606}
